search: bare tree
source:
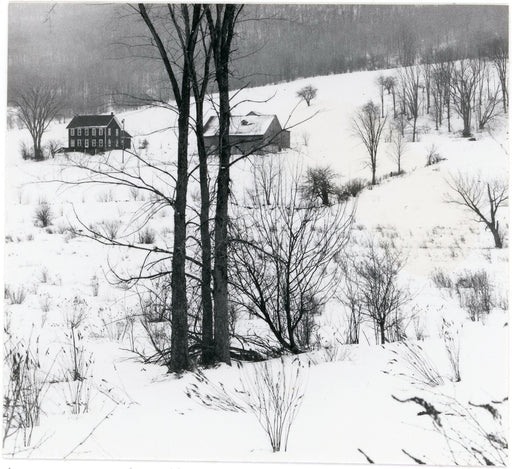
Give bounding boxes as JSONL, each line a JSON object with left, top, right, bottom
{"left": 301, "top": 165, "right": 338, "bottom": 206}
{"left": 398, "top": 65, "right": 422, "bottom": 142}
{"left": 296, "top": 84, "right": 318, "bottom": 107}
{"left": 12, "top": 81, "right": 62, "bottom": 160}
{"left": 389, "top": 130, "right": 407, "bottom": 175}
{"left": 205, "top": 4, "right": 244, "bottom": 365}
{"left": 489, "top": 36, "right": 508, "bottom": 113}
{"left": 230, "top": 161, "right": 354, "bottom": 354}
{"left": 384, "top": 76, "right": 397, "bottom": 118}
{"left": 376, "top": 76, "right": 386, "bottom": 118}
{"left": 447, "top": 173, "right": 508, "bottom": 248}
{"left": 475, "top": 63, "right": 502, "bottom": 131}
{"left": 352, "top": 101, "right": 387, "bottom": 185}
{"left": 337, "top": 259, "right": 363, "bottom": 344}
{"left": 450, "top": 59, "right": 482, "bottom": 137}
{"left": 353, "top": 241, "right": 410, "bottom": 344}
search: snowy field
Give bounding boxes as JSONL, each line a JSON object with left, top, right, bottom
{"left": 4, "top": 66, "right": 509, "bottom": 465}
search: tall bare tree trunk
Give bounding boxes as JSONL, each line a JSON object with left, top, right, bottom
{"left": 138, "top": 3, "right": 201, "bottom": 372}
{"left": 206, "top": 4, "right": 242, "bottom": 365}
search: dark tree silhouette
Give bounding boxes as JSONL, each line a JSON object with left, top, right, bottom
{"left": 12, "top": 81, "right": 62, "bottom": 160}
{"left": 352, "top": 101, "right": 387, "bottom": 185}
{"left": 297, "top": 85, "right": 318, "bottom": 106}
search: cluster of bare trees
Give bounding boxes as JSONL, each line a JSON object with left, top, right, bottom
{"left": 58, "top": 4, "right": 244, "bottom": 373}
{"left": 230, "top": 160, "right": 354, "bottom": 354}
{"left": 392, "top": 50, "right": 506, "bottom": 140}
{"left": 339, "top": 241, "right": 410, "bottom": 345}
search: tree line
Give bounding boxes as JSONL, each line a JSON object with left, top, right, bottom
{"left": 7, "top": 3, "right": 508, "bottom": 115}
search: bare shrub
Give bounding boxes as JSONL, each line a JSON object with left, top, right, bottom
{"left": 441, "top": 319, "right": 461, "bottom": 382}
{"left": 99, "top": 220, "right": 122, "bottom": 239}
{"left": 34, "top": 201, "right": 53, "bottom": 227}
{"left": 129, "top": 187, "right": 141, "bottom": 201}
{"left": 97, "top": 189, "right": 114, "bottom": 203}
{"left": 340, "top": 178, "right": 367, "bottom": 198}
{"left": 6, "top": 285, "right": 27, "bottom": 305}
{"left": 455, "top": 270, "right": 493, "bottom": 321}
{"left": 137, "top": 227, "right": 156, "bottom": 244}
{"left": 431, "top": 269, "right": 453, "bottom": 290}
{"left": 187, "top": 358, "right": 308, "bottom": 452}
{"left": 61, "top": 297, "right": 90, "bottom": 382}
{"left": 426, "top": 144, "right": 444, "bottom": 166}
{"left": 39, "top": 267, "right": 50, "bottom": 284}
{"left": 46, "top": 139, "right": 62, "bottom": 158}
{"left": 3, "top": 333, "right": 51, "bottom": 447}
{"left": 39, "top": 293, "right": 51, "bottom": 315}
{"left": 90, "top": 274, "right": 99, "bottom": 297}
{"left": 20, "top": 142, "right": 32, "bottom": 160}
{"left": 353, "top": 241, "right": 410, "bottom": 344}
{"left": 140, "top": 278, "right": 171, "bottom": 323}
{"left": 389, "top": 342, "right": 444, "bottom": 387}
{"left": 302, "top": 165, "right": 338, "bottom": 206}
{"left": 231, "top": 162, "right": 354, "bottom": 354}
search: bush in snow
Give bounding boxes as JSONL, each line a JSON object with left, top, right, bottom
{"left": 98, "top": 219, "right": 122, "bottom": 239}
{"left": 389, "top": 342, "right": 444, "bottom": 388}
{"left": 430, "top": 268, "right": 453, "bottom": 290}
{"left": 5, "top": 285, "right": 27, "bottom": 305}
{"left": 33, "top": 201, "right": 53, "bottom": 228}
{"left": 20, "top": 142, "right": 33, "bottom": 160}
{"left": 425, "top": 144, "right": 444, "bottom": 166}
{"left": 441, "top": 318, "right": 461, "bottom": 382}
{"left": 455, "top": 270, "right": 493, "bottom": 321}
{"left": 137, "top": 227, "right": 156, "bottom": 244}
{"left": 3, "top": 332, "right": 50, "bottom": 448}
{"left": 187, "top": 357, "right": 308, "bottom": 452}
{"left": 301, "top": 165, "right": 338, "bottom": 206}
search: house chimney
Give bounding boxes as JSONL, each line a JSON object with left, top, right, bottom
{"left": 111, "top": 112, "right": 114, "bottom": 116}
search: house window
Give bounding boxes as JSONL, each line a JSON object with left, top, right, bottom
{"left": 77, "top": 128, "right": 82, "bottom": 136}
{"left": 77, "top": 139, "right": 82, "bottom": 147}
{"left": 99, "top": 139, "right": 103, "bottom": 147}
{"left": 108, "top": 138, "right": 111, "bottom": 147}
{"left": 92, "top": 139, "right": 96, "bottom": 147}
{"left": 99, "top": 128, "right": 104, "bottom": 136}
{"left": 70, "top": 139, "right": 75, "bottom": 147}
{"left": 85, "top": 140, "right": 89, "bottom": 148}
{"left": 116, "top": 129, "right": 119, "bottom": 136}
{"left": 92, "top": 128, "right": 96, "bottom": 136}
{"left": 85, "top": 128, "right": 89, "bottom": 136}
{"left": 70, "top": 128, "right": 75, "bottom": 136}
{"left": 115, "top": 139, "right": 119, "bottom": 147}
{"left": 108, "top": 128, "right": 111, "bottom": 136}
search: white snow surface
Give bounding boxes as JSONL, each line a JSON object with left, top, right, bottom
{"left": 3, "top": 66, "right": 509, "bottom": 465}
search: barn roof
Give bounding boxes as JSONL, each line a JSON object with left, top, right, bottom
{"left": 204, "top": 112, "right": 278, "bottom": 137}
{"left": 66, "top": 114, "right": 116, "bottom": 128}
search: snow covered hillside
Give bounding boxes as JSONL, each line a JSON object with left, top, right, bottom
{"left": 4, "top": 65, "right": 509, "bottom": 465}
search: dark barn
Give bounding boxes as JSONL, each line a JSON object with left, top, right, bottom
{"left": 66, "top": 112, "right": 132, "bottom": 153}
{"left": 204, "top": 111, "right": 290, "bottom": 155}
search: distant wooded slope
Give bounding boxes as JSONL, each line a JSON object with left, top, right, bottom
{"left": 8, "top": 3, "right": 508, "bottom": 115}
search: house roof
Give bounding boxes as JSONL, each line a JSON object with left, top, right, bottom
{"left": 204, "top": 112, "right": 278, "bottom": 137}
{"left": 66, "top": 114, "right": 115, "bottom": 128}
{"left": 121, "top": 130, "right": 132, "bottom": 138}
